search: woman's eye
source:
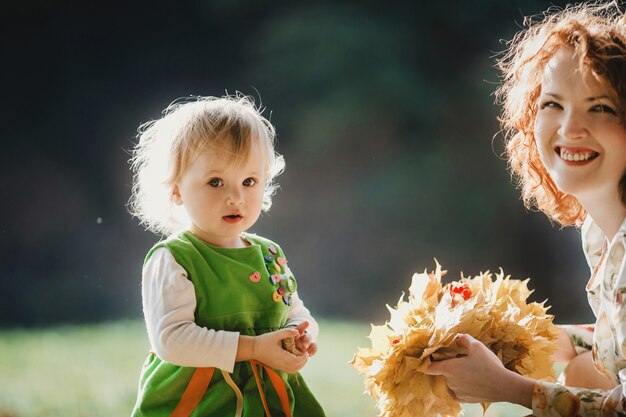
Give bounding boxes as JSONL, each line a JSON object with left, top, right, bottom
{"left": 243, "top": 178, "right": 256, "bottom": 187}
{"left": 539, "top": 101, "right": 561, "bottom": 110}
{"left": 591, "top": 104, "right": 617, "bottom": 115}
{"left": 208, "top": 178, "right": 223, "bottom": 187}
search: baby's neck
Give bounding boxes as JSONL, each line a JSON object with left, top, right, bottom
{"left": 188, "top": 228, "right": 250, "bottom": 248}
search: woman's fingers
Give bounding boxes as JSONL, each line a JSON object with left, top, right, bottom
{"left": 424, "top": 334, "right": 475, "bottom": 376}
{"left": 423, "top": 358, "right": 459, "bottom": 376}
{"left": 454, "top": 333, "right": 474, "bottom": 349}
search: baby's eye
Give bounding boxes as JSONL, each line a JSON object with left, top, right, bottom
{"left": 242, "top": 178, "right": 256, "bottom": 187}
{"left": 590, "top": 103, "right": 617, "bottom": 115}
{"left": 539, "top": 101, "right": 562, "bottom": 110}
{"left": 208, "top": 178, "right": 223, "bottom": 187}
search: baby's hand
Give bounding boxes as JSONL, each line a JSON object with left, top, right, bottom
{"left": 294, "top": 321, "right": 318, "bottom": 356}
{"left": 283, "top": 321, "right": 318, "bottom": 357}
{"left": 254, "top": 328, "right": 309, "bottom": 373}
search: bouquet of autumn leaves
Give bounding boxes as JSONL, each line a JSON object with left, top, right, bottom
{"left": 350, "top": 263, "right": 560, "bottom": 417}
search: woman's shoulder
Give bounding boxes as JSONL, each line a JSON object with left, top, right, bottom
{"left": 617, "top": 217, "right": 626, "bottom": 240}
{"left": 582, "top": 216, "right": 606, "bottom": 267}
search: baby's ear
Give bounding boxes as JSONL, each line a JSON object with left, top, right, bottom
{"left": 172, "top": 185, "right": 183, "bottom": 205}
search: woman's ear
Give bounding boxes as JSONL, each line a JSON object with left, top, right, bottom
{"left": 172, "top": 184, "right": 183, "bottom": 206}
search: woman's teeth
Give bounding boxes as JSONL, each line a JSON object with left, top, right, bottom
{"left": 559, "top": 148, "right": 598, "bottom": 162}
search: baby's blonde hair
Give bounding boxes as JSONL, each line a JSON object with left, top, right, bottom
{"left": 497, "top": 1, "right": 626, "bottom": 226}
{"left": 129, "top": 95, "right": 285, "bottom": 235}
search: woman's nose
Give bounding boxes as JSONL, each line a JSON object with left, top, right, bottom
{"left": 558, "top": 109, "right": 588, "bottom": 140}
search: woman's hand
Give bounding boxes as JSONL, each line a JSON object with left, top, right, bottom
{"left": 237, "top": 328, "right": 309, "bottom": 373}
{"left": 423, "top": 334, "right": 534, "bottom": 408}
{"left": 292, "top": 321, "right": 318, "bottom": 356}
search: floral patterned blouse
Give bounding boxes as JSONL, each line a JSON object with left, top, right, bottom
{"left": 532, "top": 215, "right": 626, "bottom": 417}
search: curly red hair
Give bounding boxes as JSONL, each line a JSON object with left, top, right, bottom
{"left": 496, "top": 1, "right": 626, "bottom": 226}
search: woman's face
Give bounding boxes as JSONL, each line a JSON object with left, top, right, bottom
{"left": 534, "top": 47, "right": 626, "bottom": 205}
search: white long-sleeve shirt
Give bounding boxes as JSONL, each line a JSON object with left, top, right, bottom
{"left": 142, "top": 247, "right": 320, "bottom": 373}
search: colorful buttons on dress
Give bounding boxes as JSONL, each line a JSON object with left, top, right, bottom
{"left": 263, "top": 245, "right": 296, "bottom": 305}
{"left": 249, "top": 271, "right": 261, "bottom": 283}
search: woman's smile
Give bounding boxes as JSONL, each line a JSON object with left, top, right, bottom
{"left": 554, "top": 146, "right": 599, "bottom": 165}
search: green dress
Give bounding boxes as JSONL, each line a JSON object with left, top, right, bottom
{"left": 131, "top": 231, "right": 326, "bottom": 417}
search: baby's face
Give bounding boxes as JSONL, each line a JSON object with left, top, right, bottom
{"left": 172, "top": 142, "right": 267, "bottom": 248}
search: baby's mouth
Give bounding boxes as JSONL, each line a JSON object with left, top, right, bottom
{"left": 555, "top": 146, "right": 599, "bottom": 162}
{"left": 223, "top": 214, "right": 243, "bottom": 224}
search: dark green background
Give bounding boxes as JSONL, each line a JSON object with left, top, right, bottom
{"left": 1, "top": 0, "right": 592, "bottom": 327}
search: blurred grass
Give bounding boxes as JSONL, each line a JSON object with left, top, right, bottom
{"left": 0, "top": 319, "right": 528, "bottom": 417}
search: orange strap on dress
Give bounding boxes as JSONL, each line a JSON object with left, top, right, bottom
{"left": 250, "top": 360, "right": 292, "bottom": 417}
{"left": 169, "top": 367, "right": 215, "bottom": 417}
{"left": 167, "top": 361, "right": 291, "bottom": 417}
